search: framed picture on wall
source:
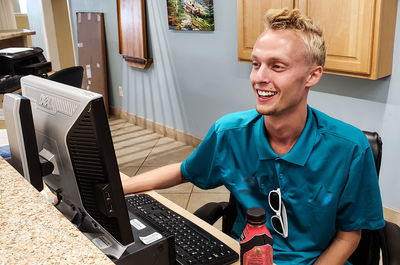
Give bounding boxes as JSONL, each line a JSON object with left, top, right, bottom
{"left": 167, "top": 0, "right": 214, "bottom": 31}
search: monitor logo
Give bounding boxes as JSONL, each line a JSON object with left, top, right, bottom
{"left": 38, "top": 94, "right": 78, "bottom": 116}
{"left": 39, "top": 94, "right": 50, "bottom": 108}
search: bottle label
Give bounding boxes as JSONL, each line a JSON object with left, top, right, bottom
{"left": 243, "top": 245, "right": 273, "bottom": 265}
{"left": 240, "top": 225, "right": 273, "bottom": 265}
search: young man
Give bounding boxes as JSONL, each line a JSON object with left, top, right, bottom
{"left": 122, "top": 9, "right": 385, "bottom": 265}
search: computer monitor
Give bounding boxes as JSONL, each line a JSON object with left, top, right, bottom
{"left": 3, "top": 93, "right": 51, "bottom": 191}
{"left": 8, "top": 75, "right": 134, "bottom": 258}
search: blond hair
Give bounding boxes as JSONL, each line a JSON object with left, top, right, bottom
{"left": 264, "top": 9, "right": 326, "bottom": 67}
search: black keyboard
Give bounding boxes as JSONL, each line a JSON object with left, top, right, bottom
{"left": 126, "top": 194, "right": 239, "bottom": 265}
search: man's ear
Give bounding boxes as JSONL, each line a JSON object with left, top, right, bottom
{"left": 305, "top": 66, "right": 323, "bottom": 88}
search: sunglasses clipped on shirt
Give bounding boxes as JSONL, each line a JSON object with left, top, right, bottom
{"left": 268, "top": 188, "right": 288, "bottom": 238}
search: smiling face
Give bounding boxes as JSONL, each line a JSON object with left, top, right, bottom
{"left": 250, "top": 29, "right": 322, "bottom": 118}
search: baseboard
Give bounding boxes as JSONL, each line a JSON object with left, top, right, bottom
{"left": 110, "top": 107, "right": 202, "bottom": 147}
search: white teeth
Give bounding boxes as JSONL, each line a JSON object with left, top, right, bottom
{"left": 257, "top": 90, "right": 277, "bottom": 97}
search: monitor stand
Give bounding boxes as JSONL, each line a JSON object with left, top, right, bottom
{"left": 54, "top": 198, "right": 174, "bottom": 265}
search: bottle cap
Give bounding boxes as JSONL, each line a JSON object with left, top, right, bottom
{"left": 246, "top": 207, "right": 266, "bottom": 225}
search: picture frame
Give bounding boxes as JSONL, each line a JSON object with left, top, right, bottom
{"left": 167, "top": 0, "right": 214, "bottom": 31}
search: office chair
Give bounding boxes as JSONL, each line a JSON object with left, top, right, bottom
{"left": 48, "top": 66, "right": 84, "bottom": 88}
{"left": 194, "top": 131, "right": 400, "bottom": 265}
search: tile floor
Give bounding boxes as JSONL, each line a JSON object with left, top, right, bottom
{"left": 109, "top": 117, "right": 230, "bottom": 230}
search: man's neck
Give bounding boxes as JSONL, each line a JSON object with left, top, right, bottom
{"left": 264, "top": 106, "right": 308, "bottom": 156}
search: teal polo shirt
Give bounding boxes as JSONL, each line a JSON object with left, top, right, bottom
{"left": 181, "top": 106, "right": 385, "bottom": 265}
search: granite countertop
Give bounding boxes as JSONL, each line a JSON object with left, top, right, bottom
{"left": 0, "top": 157, "right": 114, "bottom": 265}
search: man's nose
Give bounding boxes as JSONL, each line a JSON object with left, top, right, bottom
{"left": 254, "top": 65, "right": 271, "bottom": 83}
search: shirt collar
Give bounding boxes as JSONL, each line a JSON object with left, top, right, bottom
{"left": 256, "top": 105, "right": 317, "bottom": 166}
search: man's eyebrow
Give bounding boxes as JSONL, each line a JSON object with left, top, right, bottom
{"left": 250, "top": 55, "right": 287, "bottom": 63}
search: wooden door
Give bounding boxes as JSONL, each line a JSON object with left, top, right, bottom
{"left": 237, "top": 0, "right": 294, "bottom": 62}
{"left": 297, "top": 0, "right": 375, "bottom": 76}
{"left": 117, "top": 0, "right": 152, "bottom": 69}
{"left": 76, "top": 12, "right": 109, "bottom": 116}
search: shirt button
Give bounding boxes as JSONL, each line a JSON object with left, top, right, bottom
{"left": 279, "top": 173, "right": 285, "bottom": 179}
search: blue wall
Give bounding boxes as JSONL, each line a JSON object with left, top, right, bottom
{"left": 67, "top": 0, "right": 400, "bottom": 210}
{"left": 68, "top": 0, "right": 252, "bottom": 136}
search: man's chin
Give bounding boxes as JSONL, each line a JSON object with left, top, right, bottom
{"left": 256, "top": 106, "right": 276, "bottom": 116}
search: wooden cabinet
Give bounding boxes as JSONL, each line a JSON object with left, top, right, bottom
{"left": 237, "top": 0, "right": 293, "bottom": 62}
{"left": 237, "top": 0, "right": 398, "bottom": 80}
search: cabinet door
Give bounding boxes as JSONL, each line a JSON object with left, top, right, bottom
{"left": 298, "top": 0, "right": 375, "bottom": 76}
{"left": 237, "top": 0, "right": 294, "bottom": 61}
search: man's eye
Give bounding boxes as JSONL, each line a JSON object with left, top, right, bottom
{"left": 252, "top": 62, "right": 260, "bottom": 67}
{"left": 272, "top": 64, "right": 284, "bottom": 71}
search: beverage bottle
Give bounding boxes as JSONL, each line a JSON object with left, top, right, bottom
{"left": 239, "top": 207, "right": 273, "bottom": 265}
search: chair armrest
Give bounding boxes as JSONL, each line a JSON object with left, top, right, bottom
{"left": 384, "top": 221, "right": 400, "bottom": 265}
{"left": 193, "top": 202, "right": 229, "bottom": 225}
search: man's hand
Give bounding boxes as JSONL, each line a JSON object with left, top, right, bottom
{"left": 314, "top": 229, "right": 361, "bottom": 265}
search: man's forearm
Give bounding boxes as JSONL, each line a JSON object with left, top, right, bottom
{"left": 122, "top": 163, "right": 186, "bottom": 194}
{"left": 314, "top": 229, "right": 361, "bottom": 265}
